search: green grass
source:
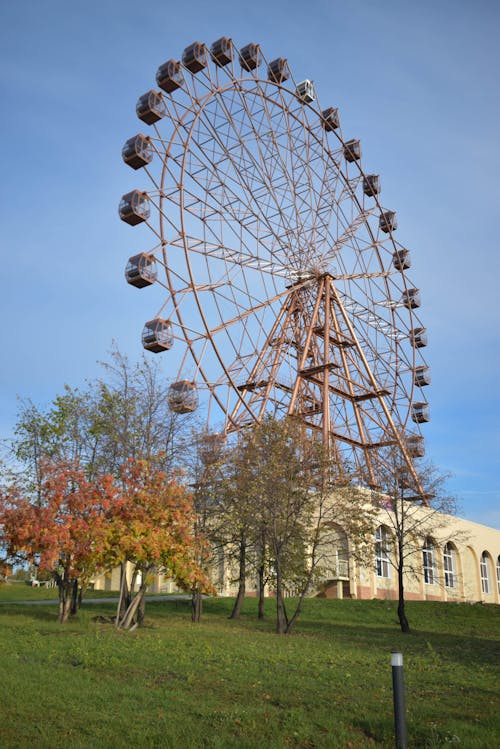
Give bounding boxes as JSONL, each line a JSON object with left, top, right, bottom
{"left": 0, "top": 581, "right": 120, "bottom": 601}
{"left": 0, "top": 596, "right": 498, "bottom": 748}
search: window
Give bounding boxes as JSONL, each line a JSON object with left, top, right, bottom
{"left": 443, "top": 543, "right": 456, "bottom": 588}
{"left": 480, "top": 552, "right": 491, "bottom": 594}
{"left": 375, "top": 526, "right": 391, "bottom": 578}
{"left": 422, "top": 539, "right": 436, "bottom": 585}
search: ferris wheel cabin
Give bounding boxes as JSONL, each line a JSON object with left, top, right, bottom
{"left": 239, "top": 43, "right": 260, "bottom": 71}
{"left": 136, "top": 90, "right": 166, "bottom": 125}
{"left": 197, "top": 432, "right": 226, "bottom": 462}
{"left": 156, "top": 60, "right": 184, "bottom": 93}
{"left": 182, "top": 42, "right": 207, "bottom": 73}
{"left": 343, "top": 139, "right": 361, "bottom": 162}
{"left": 122, "top": 134, "right": 153, "bottom": 170}
{"left": 268, "top": 58, "right": 290, "bottom": 83}
{"left": 119, "top": 191, "right": 150, "bottom": 226}
{"left": 363, "top": 174, "right": 381, "bottom": 197}
{"left": 296, "top": 80, "right": 315, "bottom": 103}
{"left": 142, "top": 318, "right": 174, "bottom": 353}
{"left": 414, "top": 366, "right": 431, "bottom": 387}
{"left": 125, "top": 253, "right": 157, "bottom": 288}
{"left": 407, "top": 435, "right": 425, "bottom": 458}
{"left": 380, "top": 210, "right": 398, "bottom": 233}
{"left": 210, "top": 37, "right": 233, "bottom": 66}
{"left": 412, "top": 402, "right": 430, "bottom": 423}
{"left": 402, "top": 288, "right": 421, "bottom": 309}
{"left": 412, "top": 327, "right": 428, "bottom": 348}
{"left": 393, "top": 249, "right": 411, "bottom": 271}
{"left": 167, "top": 381, "right": 199, "bottom": 414}
{"left": 321, "top": 107, "right": 340, "bottom": 131}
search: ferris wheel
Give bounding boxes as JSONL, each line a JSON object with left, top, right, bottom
{"left": 119, "top": 37, "right": 430, "bottom": 490}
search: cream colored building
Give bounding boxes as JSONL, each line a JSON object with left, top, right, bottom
{"left": 334, "top": 509, "right": 500, "bottom": 604}
{"left": 94, "top": 505, "right": 500, "bottom": 605}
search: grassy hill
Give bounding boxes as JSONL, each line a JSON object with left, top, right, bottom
{"left": 0, "top": 593, "right": 498, "bottom": 748}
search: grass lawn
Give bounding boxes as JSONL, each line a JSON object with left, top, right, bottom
{"left": 0, "top": 582, "right": 121, "bottom": 602}
{"left": 0, "top": 595, "right": 498, "bottom": 748}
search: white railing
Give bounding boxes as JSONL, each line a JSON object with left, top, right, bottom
{"left": 331, "top": 560, "right": 349, "bottom": 579}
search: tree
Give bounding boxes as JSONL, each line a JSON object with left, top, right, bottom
{"left": 8, "top": 346, "right": 195, "bottom": 489}
{"left": 0, "top": 460, "right": 114, "bottom": 622}
{"left": 11, "top": 400, "right": 58, "bottom": 502}
{"left": 372, "top": 443, "right": 458, "bottom": 633}
{"left": 220, "top": 417, "right": 374, "bottom": 634}
{"left": 187, "top": 431, "right": 227, "bottom": 623}
{"left": 94, "top": 346, "right": 193, "bottom": 475}
{"left": 101, "top": 459, "right": 214, "bottom": 631}
{"left": 0, "top": 562, "right": 10, "bottom": 583}
{"left": 218, "top": 437, "right": 260, "bottom": 621}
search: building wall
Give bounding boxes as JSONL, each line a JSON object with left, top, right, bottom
{"left": 92, "top": 506, "right": 500, "bottom": 605}
{"left": 217, "top": 507, "right": 500, "bottom": 605}
{"left": 346, "top": 511, "right": 499, "bottom": 604}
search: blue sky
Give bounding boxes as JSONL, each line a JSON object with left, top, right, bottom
{"left": 0, "top": 0, "right": 498, "bottom": 527}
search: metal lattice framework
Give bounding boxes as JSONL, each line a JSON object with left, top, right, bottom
{"left": 120, "top": 38, "right": 430, "bottom": 492}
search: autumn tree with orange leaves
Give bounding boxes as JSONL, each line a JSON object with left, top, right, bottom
{"left": 0, "top": 460, "right": 115, "bottom": 622}
{"left": 102, "top": 459, "right": 214, "bottom": 630}
{"left": 0, "top": 458, "right": 212, "bottom": 628}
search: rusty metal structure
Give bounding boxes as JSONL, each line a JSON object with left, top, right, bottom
{"left": 119, "top": 37, "right": 430, "bottom": 491}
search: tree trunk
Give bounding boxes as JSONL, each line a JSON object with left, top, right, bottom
{"left": 137, "top": 593, "right": 146, "bottom": 626}
{"left": 116, "top": 564, "right": 130, "bottom": 626}
{"left": 257, "top": 563, "right": 265, "bottom": 620}
{"left": 70, "top": 580, "right": 79, "bottom": 615}
{"left": 285, "top": 573, "right": 313, "bottom": 634}
{"left": 191, "top": 587, "right": 203, "bottom": 623}
{"left": 57, "top": 577, "right": 73, "bottom": 624}
{"left": 275, "top": 560, "right": 288, "bottom": 634}
{"left": 229, "top": 533, "right": 246, "bottom": 619}
{"left": 397, "top": 556, "right": 410, "bottom": 633}
{"left": 117, "top": 579, "right": 148, "bottom": 630}
{"left": 256, "top": 529, "right": 266, "bottom": 620}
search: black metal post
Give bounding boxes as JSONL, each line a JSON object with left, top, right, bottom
{"left": 391, "top": 651, "right": 408, "bottom": 749}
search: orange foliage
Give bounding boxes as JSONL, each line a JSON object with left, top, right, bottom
{"left": 0, "top": 460, "right": 116, "bottom": 587}
{"left": 0, "top": 458, "right": 213, "bottom": 598}
{"left": 102, "top": 459, "right": 213, "bottom": 594}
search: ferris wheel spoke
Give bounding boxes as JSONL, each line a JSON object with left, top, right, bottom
{"left": 250, "top": 90, "right": 315, "bottom": 252}
{"left": 222, "top": 85, "right": 313, "bottom": 261}
{"left": 205, "top": 283, "right": 298, "bottom": 338}
{"left": 320, "top": 207, "right": 378, "bottom": 265}
{"left": 195, "top": 87, "right": 291, "bottom": 220}
{"left": 181, "top": 113, "right": 299, "bottom": 271}
{"left": 278, "top": 93, "right": 340, "bottom": 269}
{"left": 182, "top": 235, "right": 289, "bottom": 277}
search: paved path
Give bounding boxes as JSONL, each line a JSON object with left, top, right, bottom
{"left": 0, "top": 595, "right": 192, "bottom": 606}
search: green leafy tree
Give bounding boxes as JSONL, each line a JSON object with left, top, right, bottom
{"left": 93, "top": 346, "right": 192, "bottom": 475}
{"left": 221, "top": 417, "right": 374, "bottom": 634}
{"left": 373, "top": 443, "right": 458, "bottom": 633}
{"left": 9, "top": 347, "right": 195, "bottom": 488}
{"left": 187, "top": 431, "right": 227, "bottom": 622}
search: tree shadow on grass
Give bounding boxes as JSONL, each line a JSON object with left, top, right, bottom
{"left": 293, "top": 615, "right": 500, "bottom": 668}
{"left": 0, "top": 606, "right": 60, "bottom": 623}
{"left": 0, "top": 602, "right": 116, "bottom": 625}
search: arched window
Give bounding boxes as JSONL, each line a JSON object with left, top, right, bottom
{"left": 480, "top": 552, "right": 492, "bottom": 594}
{"left": 375, "top": 526, "right": 391, "bottom": 578}
{"left": 443, "top": 542, "right": 456, "bottom": 588}
{"left": 496, "top": 556, "right": 500, "bottom": 595}
{"left": 422, "top": 538, "right": 436, "bottom": 585}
